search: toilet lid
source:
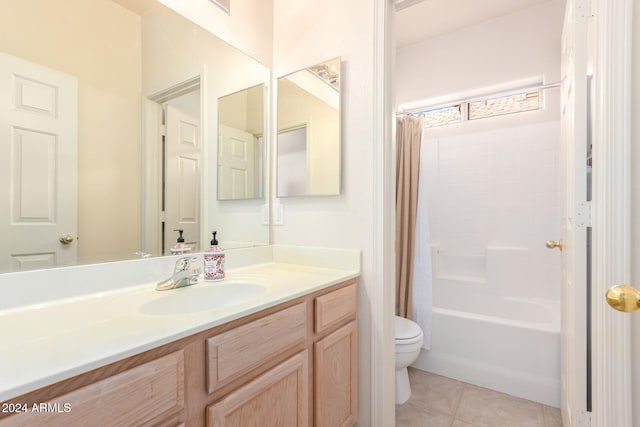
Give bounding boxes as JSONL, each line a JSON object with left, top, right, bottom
{"left": 395, "top": 316, "right": 423, "bottom": 342}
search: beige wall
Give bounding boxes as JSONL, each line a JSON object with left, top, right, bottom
{"left": 0, "top": 0, "right": 142, "bottom": 262}
{"left": 158, "top": 0, "right": 274, "bottom": 67}
{"left": 218, "top": 84, "right": 265, "bottom": 136}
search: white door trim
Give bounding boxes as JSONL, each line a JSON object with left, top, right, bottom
{"left": 591, "top": 0, "right": 633, "bottom": 425}
{"left": 371, "top": 0, "right": 396, "bottom": 426}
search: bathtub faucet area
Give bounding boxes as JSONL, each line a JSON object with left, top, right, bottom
{"left": 156, "top": 256, "right": 202, "bottom": 291}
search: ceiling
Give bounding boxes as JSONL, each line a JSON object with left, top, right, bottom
{"left": 395, "top": 0, "right": 556, "bottom": 47}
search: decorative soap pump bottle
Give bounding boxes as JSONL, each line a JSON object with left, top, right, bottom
{"left": 170, "top": 229, "right": 191, "bottom": 255}
{"left": 204, "top": 231, "right": 225, "bottom": 281}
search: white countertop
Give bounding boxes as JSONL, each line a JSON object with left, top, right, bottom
{"left": 0, "top": 260, "right": 359, "bottom": 401}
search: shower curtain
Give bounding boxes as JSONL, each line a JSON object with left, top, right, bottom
{"left": 395, "top": 114, "right": 432, "bottom": 350}
{"left": 412, "top": 130, "right": 432, "bottom": 349}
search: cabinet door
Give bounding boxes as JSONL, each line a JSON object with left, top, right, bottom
{"left": 207, "top": 351, "right": 308, "bottom": 427}
{"left": 314, "top": 321, "right": 357, "bottom": 427}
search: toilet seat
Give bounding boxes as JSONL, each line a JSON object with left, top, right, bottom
{"left": 395, "top": 316, "right": 423, "bottom": 345}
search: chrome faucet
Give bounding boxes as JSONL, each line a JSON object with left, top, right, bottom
{"left": 156, "top": 256, "right": 202, "bottom": 291}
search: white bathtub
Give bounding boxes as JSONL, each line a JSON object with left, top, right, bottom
{"left": 412, "top": 290, "right": 561, "bottom": 407}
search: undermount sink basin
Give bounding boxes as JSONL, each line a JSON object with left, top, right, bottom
{"left": 140, "top": 282, "right": 267, "bottom": 315}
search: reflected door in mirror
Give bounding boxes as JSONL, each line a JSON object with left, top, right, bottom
{"left": 164, "top": 93, "right": 201, "bottom": 254}
{"left": 0, "top": 52, "right": 77, "bottom": 272}
{"left": 218, "top": 125, "right": 257, "bottom": 199}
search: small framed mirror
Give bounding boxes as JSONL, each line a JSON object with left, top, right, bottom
{"left": 217, "top": 84, "right": 266, "bottom": 200}
{"left": 276, "top": 57, "right": 341, "bottom": 197}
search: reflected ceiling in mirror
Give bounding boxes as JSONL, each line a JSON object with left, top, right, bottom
{"left": 276, "top": 57, "right": 341, "bottom": 197}
{"left": 217, "top": 84, "right": 266, "bottom": 201}
{"left": 0, "top": 0, "right": 270, "bottom": 274}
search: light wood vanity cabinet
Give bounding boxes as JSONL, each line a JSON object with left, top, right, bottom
{"left": 0, "top": 279, "right": 357, "bottom": 427}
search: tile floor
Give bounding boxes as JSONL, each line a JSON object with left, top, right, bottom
{"left": 396, "top": 368, "right": 563, "bottom": 427}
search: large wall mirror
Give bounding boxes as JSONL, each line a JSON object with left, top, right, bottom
{"left": 0, "top": 0, "right": 270, "bottom": 273}
{"left": 276, "top": 57, "right": 341, "bottom": 197}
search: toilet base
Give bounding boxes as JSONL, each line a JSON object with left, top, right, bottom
{"left": 395, "top": 367, "right": 412, "bottom": 404}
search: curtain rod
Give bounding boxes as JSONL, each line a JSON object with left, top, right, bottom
{"left": 397, "top": 81, "right": 562, "bottom": 115}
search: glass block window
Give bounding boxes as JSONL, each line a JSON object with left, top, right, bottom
{"left": 468, "top": 90, "right": 540, "bottom": 120}
{"left": 422, "top": 105, "right": 461, "bottom": 128}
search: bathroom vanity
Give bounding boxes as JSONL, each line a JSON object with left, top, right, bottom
{"left": 0, "top": 247, "right": 359, "bottom": 427}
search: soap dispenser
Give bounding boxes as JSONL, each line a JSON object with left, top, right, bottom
{"left": 204, "top": 231, "right": 225, "bottom": 281}
{"left": 170, "top": 229, "right": 191, "bottom": 255}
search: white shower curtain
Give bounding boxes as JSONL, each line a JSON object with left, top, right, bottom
{"left": 411, "top": 131, "right": 433, "bottom": 349}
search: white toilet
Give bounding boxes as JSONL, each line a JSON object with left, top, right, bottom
{"left": 395, "top": 315, "right": 424, "bottom": 404}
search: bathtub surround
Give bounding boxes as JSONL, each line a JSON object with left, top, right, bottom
{"left": 395, "top": 114, "right": 424, "bottom": 318}
{"left": 411, "top": 121, "right": 561, "bottom": 407}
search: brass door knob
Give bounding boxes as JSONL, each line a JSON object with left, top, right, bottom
{"left": 545, "top": 240, "right": 563, "bottom": 251}
{"left": 606, "top": 285, "right": 640, "bottom": 313}
{"left": 59, "top": 234, "right": 74, "bottom": 244}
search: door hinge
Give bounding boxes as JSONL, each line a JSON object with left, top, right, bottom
{"left": 577, "top": 200, "right": 591, "bottom": 227}
{"left": 160, "top": 124, "right": 167, "bottom": 137}
{"left": 160, "top": 211, "right": 167, "bottom": 223}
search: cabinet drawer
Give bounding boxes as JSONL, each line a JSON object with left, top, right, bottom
{"left": 314, "top": 283, "right": 357, "bottom": 334}
{"left": 0, "top": 351, "right": 184, "bottom": 427}
{"left": 206, "top": 303, "right": 306, "bottom": 393}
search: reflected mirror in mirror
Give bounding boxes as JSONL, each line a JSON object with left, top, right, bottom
{"left": 0, "top": 0, "right": 270, "bottom": 274}
{"left": 276, "top": 57, "right": 341, "bottom": 197}
{"left": 217, "top": 84, "right": 265, "bottom": 200}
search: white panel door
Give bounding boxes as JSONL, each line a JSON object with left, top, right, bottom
{"left": 164, "top": 102, "right": 200, "bottom": 253}
{"left": 0, "top": 52, "right": 77, "bottom": 272}
{"left": 218, "top": 124, "right": 256, "bottom": 200}
{"left": 559, "top": 1, "right": 589, "bottom": 425}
